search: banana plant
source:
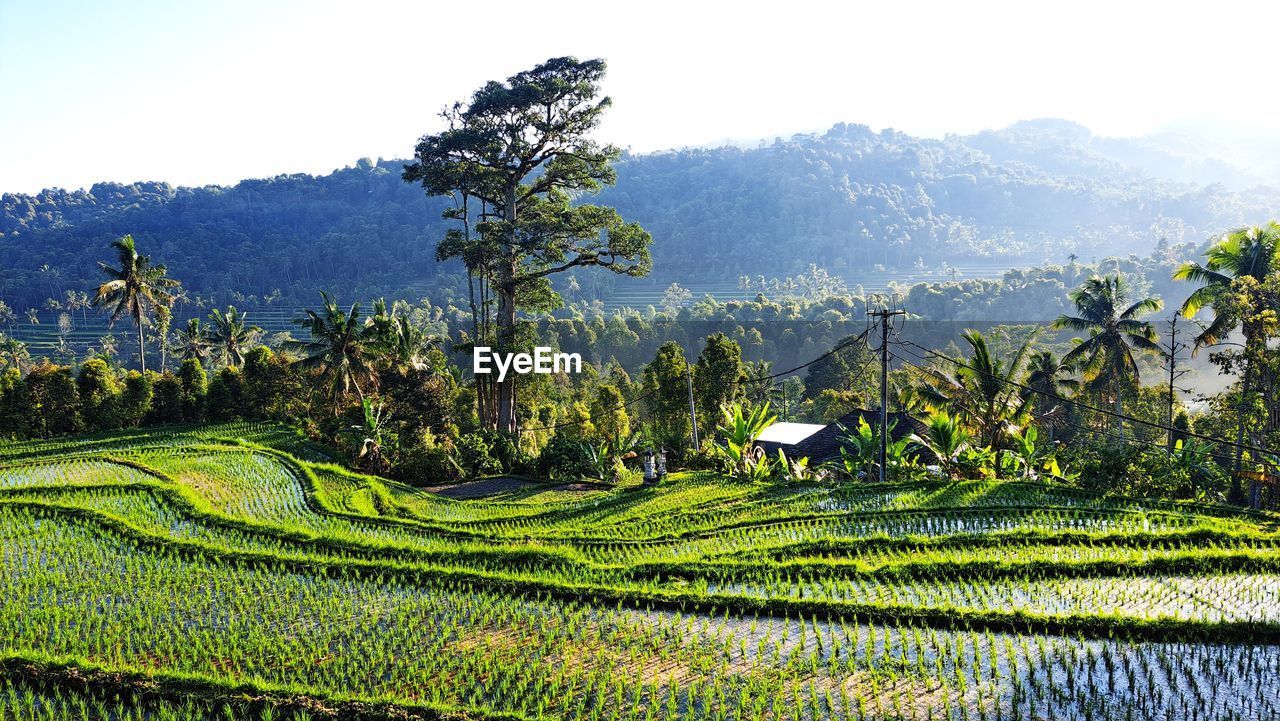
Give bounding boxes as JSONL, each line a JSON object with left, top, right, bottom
{"left": 910, "top": 411, "right": 971, "bottom": 478}
{"left": 829, "top": 416, "right": 879, "bottom": 480}
{"left": 714, "top": 402, "right": 777, "bottom": 482}
{"left": 829, "top": 416, "right": 920, "bottom": 481}
{"left": 775, "top": 449, "right": 815, "bottom": 483}
{"left": 341, "top": 397, "right": 390, "bottom": 474}
{"left": 1007, "top": 426, "right": 1051, "bottom": 479}
{"left": 1170, "top": 437, "right": 1217, "bottom": 498}
{"left": 583, "top": 441, "right": 620, "bottom": 482}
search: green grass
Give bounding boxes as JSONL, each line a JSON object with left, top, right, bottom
{"left": 3, "top": 422, "right": 1280, "bottom": 719}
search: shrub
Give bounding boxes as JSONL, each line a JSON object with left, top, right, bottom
{"left": 1059, "top": 439, "right": 1144, "bottom": 494}
{"left": 474, "top": 429, "right": 526, "bottom": 474}
{"left": 148, "top": 373, "right": 184, "bottom": 424}
{"left": 395, "top": 441, "right": 463, "bottom": 485}
{"left": 537, "top": 433, "right": 596, "bottom": 482}
{"left": 455, "top": 433, "right": 501, "bottom": 477}
{"left": 119, "top": 371, "right": 154, "bottom": 428}
{"left": 683, "top": 445, "right": 729, "bottom": 473}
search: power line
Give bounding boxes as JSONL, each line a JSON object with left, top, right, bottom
{"left": 894, "top": 337, "right": 1277, "bottom": 461}
{"left": 740, "top": 328, "right": 874, "bottom": 385}
{"left": 518, "top": 328, "right": 875, "bottom": 434}
{"left": 889, "top": 346, "right": 1246, "bottom": 469}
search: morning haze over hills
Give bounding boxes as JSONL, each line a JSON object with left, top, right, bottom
{"left": 4, "top": 117, "right": 1278, "bottom": 311}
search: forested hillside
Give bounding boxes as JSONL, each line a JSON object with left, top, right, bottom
{"left": 3, "top": 120, "right": 1277, "bottom": 308}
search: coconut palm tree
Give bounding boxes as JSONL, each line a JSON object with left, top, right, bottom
{"left": 914, "top": 329, "right": 1035, "bottom": 466}
{"left": 172, "top": 318, "right": 211, "bottom": 364}
{"left": 206, "top": 306, "right": 258, "bottom": 368}
{"left": 97, "top": 334, "right": 118, "bottom": 364}
{"left": 52, "top": 336, "right": 76, "bottom": 367}
{"left": 0, "top": 335, "right": 30, "bottom": 375}
{"left": 1174, "top": 223, "right": 1280, "bottom": 350}
{"left": 1024, "top": 350, "right": 1079, "bottom": 440}
{"left": 379, "top": 313, "right": 436, "bottom": 373}
{"left": 1053, "top": 275, "right": 1162, "bottom": 437}
{"left": 63, "top": 290, "right": 87, "bottom": 322}
{"left": 91, "top": 235, "right": 180, "bottom": 373}
{"left": 1174, "top": 223, "right": 1280, "bottom": 490}
{"left": 366, "top": 299, "right": 437, "bottom": 374}
{"left": 743, "top": 360, "right": 776, "bottom": 407}
{"left": 286, "top": 292, "right": 379, "bottom": 413}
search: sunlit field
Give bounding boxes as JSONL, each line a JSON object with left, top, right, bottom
{"left": 2, "top": 423, "right": 1279, "bottom": 720}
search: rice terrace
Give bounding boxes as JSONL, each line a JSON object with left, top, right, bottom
{"left": 7, "top": 3, "right": 1280, "bottom": 720}
{"left": 0, "top": 423, "right": 1276, "bottom": 720}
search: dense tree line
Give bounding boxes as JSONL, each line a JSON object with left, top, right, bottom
{"left": 1, "top": 227, "right": 1277, "bottom": 507}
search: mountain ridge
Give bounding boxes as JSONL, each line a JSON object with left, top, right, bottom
{"left": 2, "top": 120, "right": 1277, "bottom": 308}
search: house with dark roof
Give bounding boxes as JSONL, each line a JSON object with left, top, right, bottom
{"left": 755, "top": 422, "right": 827, "bottom": 457}
{"left": 757, "top": 409, "right": 930, "bottom": 463}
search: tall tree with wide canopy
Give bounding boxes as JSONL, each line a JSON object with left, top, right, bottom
{"left": 693, "top": 333, "right": 744, "bottom": 425}
{"left": 642, "top": 341, "right": 694, "bottom": 453}
{"left": 403, "top": 56, "right": 653, "bottom": 434}
{"left": 1052, "top": 275, "right": 1162, "bottom": 437}
{"left": 1173, "top": 223, "right": 1280, "bottom": 488}
{"left": 91, "top": 235, "right": 180, "bottom": 373}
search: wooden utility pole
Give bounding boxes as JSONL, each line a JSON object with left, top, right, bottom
{"left": 686, "top": 364, "right": 700, "bottom": 452}
{"left": 868, "top": 306, "right": 905, "bottom": 483}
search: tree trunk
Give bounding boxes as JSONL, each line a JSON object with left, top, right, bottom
{"left": 137, "top": 319, "right": 146, "bottom": 374}
{"left": 1237, "top": 358, "right": 1255, "bottom": 507}
{"left": 495, "top": 185, "right": 519, "bottom": 434}
{"left": 496, "top": 271, "right": 517, "bottom": 434}
{"left": 1114, "top": 385, "right": 1123, "bottom": 440}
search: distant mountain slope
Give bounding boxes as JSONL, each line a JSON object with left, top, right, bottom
{"left": 2, "top": 121, "right": 1277, "bottom": 308}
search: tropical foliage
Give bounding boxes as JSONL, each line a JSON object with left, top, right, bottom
{"left": 1052, "top": 275, "right": 1162, "bottom": 436}
{"left": 90, "top": 234, "right": 181, "bottom": 373}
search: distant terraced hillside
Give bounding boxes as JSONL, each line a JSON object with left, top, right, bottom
{"left": 3, "top": 423, "right": 1280, "bottom": 719}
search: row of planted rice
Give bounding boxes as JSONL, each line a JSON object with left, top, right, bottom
{"left": 1, "top": 423, "right": 1279, "bottom": 719}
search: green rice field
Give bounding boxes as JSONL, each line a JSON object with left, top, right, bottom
{"left": 3, "top": 423, "right": 1280, "bottom": 719}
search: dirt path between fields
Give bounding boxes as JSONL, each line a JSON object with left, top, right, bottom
{"left": 422, "top": 476, "right": 538, "bottom": 499}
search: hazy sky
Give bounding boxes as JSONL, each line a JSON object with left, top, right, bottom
{"left": 3, "top": 0, "right": 1278, "bottom": 193}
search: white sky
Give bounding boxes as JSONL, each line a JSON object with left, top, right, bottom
{"left": 2, "top": 0, "right": 1278, "bottom": 193}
